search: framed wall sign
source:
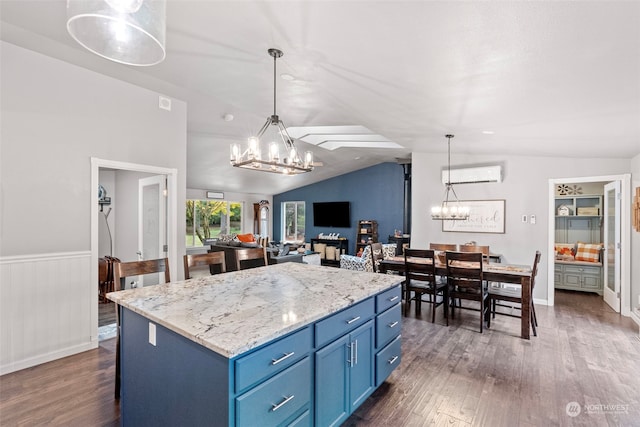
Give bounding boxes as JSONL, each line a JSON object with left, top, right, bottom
{"left": 442, "top": 199, "right": 506, "bottom": 233}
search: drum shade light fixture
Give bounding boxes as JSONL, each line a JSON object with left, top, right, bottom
{"left": 431, "top": 134, "right": 470, "bottom": 220}
{"left": 67, "top": 0, "right": 167, "bottom": 66}
{"left": 230, "top": 48, "right": 314, "bottom": 175}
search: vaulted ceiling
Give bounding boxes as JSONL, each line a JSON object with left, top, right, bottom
{"left": 2, "top": 1, "right": 639, "bottom": 194}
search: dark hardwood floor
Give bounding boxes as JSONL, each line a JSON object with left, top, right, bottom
{"left": 1, "top": 290, "right": 638, "bottom": 426}
{"left": 98, "top": 301, "right": 116, "bottom": 327}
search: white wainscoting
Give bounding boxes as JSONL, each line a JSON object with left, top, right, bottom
{"left": 0, "top": 251, "right": 97, "bottom": 375}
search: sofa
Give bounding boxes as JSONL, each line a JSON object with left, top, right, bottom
{"left": 340, "top": 243, "right": 396, "bottom": 272}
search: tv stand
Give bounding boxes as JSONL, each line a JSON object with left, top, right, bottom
{"left": 310, "top": 238, "right": 348, "bottom": 267}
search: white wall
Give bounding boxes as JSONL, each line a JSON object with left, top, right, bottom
{"left": 0, "top": 41, "right": 187, "bottom": 373}
{"left": 411, "top": 151, "right": 631, "bottom": 304}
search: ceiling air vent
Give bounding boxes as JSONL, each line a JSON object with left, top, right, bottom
{"left": 441, "top": 165, "right": 502, "bottom": 184}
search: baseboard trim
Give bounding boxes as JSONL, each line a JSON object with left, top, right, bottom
{"left": 533, "top": 297, "right": 549, "bottom": 306}
{"left": 0, "top": 341, "right": 97, "bottom": 376}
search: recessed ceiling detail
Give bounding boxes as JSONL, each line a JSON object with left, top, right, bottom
{"left": 286, "top": 125, "right": 404, "bottom": 151}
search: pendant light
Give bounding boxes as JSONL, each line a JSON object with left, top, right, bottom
{"left": 230, "top": 48, "right": 314, "bottom": 175}
{"left": 67, "top": 0, "right": 167, "bottom": 67}
{"left": 431, "top": 134, "right": 470, "bottom": 220}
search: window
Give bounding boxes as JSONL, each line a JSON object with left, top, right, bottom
{"left": 186, "top": 200, "right": 242, "bottom": 247}
{"left": 282, "top": 201, "right": 305, "bottom": 243}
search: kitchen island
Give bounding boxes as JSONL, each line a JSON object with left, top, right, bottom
{"left": 107, "top": 262, "right": 403, "bottom": 426}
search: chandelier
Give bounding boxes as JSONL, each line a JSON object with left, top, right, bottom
{"left": 66, "top": 0, "right": 166, "bottom": 66}
{"left": 230, "top": 49, "right": 314, "bottom": 175}
{"left": 431, "top": 134, "right": 470, "bottom": 220}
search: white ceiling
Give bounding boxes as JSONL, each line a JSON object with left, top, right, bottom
{"left": 2, "top": 1, "right": 639, "bottom": 195}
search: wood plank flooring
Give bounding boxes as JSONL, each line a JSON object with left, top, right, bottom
{"left": 1, "top": 290, "right": 638, "bottom": 426}
{"left": 98, "top": 301, "right": 116, "bottom": 327}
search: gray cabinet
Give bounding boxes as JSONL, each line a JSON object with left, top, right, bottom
{"left": 555, "top": 195, "right": 602, "bottom": 244}
{"left": 554, "top": 261, "right": 603, "bottom": 295}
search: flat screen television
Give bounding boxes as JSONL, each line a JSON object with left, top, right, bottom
{"left": 313, "top": 201, "right": 351, "bottom": 228}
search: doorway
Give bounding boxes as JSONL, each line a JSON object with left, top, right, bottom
{"left": 547, "top": 174, "right": 631, "bottom": 316}
{"left": 90, "top": 158, "right": 178, "bottom": 344}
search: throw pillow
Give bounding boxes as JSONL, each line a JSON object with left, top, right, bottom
{"left": 575, "top": 242, "right": 601, "bottom": 262}
{"left": 236, "top": 233, "right": 256, "bottom": 243}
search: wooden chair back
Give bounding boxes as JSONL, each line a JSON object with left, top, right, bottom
{"left": 458, "top": 244, "right": 490, "bottom": 262}
{"left": 445, "top": 251, "right": 484, "bottom": 293}
{"left": 113, "top": 258, "right": 170, "bottom": 291}
{"left": 404, "top": 248, "right": 437, "bottom": 285}
{"left": 429, "top": 243, "right": 458, "bottom": 252}
{"left": 446, "top": 251, "right": 486, "bottom": 332}
{"left": 183, "top": 252, "right": 226, "bottom": 279}
{"left": 531, "top": 250, "right": 542, "bottom": 289}
{"left": 370, "top": 243, "right": 384, "bottom": 272}
{"left": 235, "top": 248, "right": 268, "bottom": 270}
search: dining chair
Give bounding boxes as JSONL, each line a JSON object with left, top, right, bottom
{"left": 446, "top": 251, "right": 488, "bottom": 333}
{"left": 404, "top": 248, "right": 448, "bottom": 323}
{"left": 183, "top": 252, "right": 226, "bottom": 279}
{"left": 235, "top": 247, "right": 268, "bottom": 270}
{"left": 487, "top": 251, "right": 541, "bottom": 336}
{"left": 429, "top": 243, "right": 458, "bottom": 252}
{"left": 458, "top": 244, "right": 491, "bottom": 262}
{"left": 370, "top": 242, "right": 385, "bottom": 273}
{"left": 112, "top": 258, "right": 170, "bottom": 400}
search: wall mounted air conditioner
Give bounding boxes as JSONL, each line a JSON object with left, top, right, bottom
{"left": 441, "top": 165, "right": 502, "bottom": 184}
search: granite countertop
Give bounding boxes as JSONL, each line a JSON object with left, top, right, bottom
{"left": 107, "top": 263, "right": 402, "bottom": 358}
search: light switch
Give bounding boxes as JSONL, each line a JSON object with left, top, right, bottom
{"left": 149, "top": 322, "right": 156, "bottom": 346}
{"left": 521, "top": 215, "right": 527, "bottom": 223}
{"left": 530, "top": 215, "right": 536, "bottom": 224}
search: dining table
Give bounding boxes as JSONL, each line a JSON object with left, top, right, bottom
{"left": 378, "top": 256, "right": 534, "bottom": 339}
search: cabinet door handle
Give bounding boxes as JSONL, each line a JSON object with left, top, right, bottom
{"left": 346, "top": 316, "right": 361, "bottom": 324}
{"left": 389, "top": 296, "right": 399, "bottom": 302}
{"left": 346, "top": 343, "right": 353, "bottom": 366}
{"left": 388, "top": 321, "right": 399, "bottom": 328}
{"left": 353, "top": 339, "right": 358, "bottom": 365}
{"left": 271, "top": 352, "right": 295, "bottom": 365}
{"left": 271, "top": 395, "right": 295, "bottom": 412}
{"left": 388, "top": 355, "right": 399, "bottom": 365}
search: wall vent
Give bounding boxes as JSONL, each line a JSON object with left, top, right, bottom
{"left": 441, "top": 165, "right": 502, "bottom": 184}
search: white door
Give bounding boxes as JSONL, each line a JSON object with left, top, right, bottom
{"left": 138, "top": 175, "right": 167, "bottom": 286}
{"left": 603, "top": 181, "right": 621, "bottom": 312}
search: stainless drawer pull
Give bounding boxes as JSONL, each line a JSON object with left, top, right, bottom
{"left": 346, "top": 316, "right": 361, "bottom": 324}
{"left": 354, "top": 339, "right": 358, "bottom": 365}
{"left": 271, "top": 395, "right": 295, "bottom": 412}
{"left": 271, "top": 352, "right": 295, "bottom": 365}
{"left": 389, "top": 296, "right": 399, "bottom": 302}
{"left": 388, "top": 321, "right": 399, "bottom": 328}
{"left": 388, "top": 355, "right": 399, "bottom": 365}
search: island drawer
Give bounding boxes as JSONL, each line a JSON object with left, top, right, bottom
{"left": 235, "top": 357, "right": 311, "bottom": 427}
{"left": 375, "top": 303, "right": 401, "bottom": 349}
{"left": 375, "top": 335, "right": 401, "bottom": 386}
{"left": 315, "top": 298, "right": 375, "bottom": 348}
{"left": 235, "top": 327, "right": 312, "bottom": 393}
{"left": 376, "top": 285, "right": 402, "bottom": 313}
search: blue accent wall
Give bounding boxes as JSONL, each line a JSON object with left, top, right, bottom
{"left": 273, "top": 163, "right": 405, "bottom": 254}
